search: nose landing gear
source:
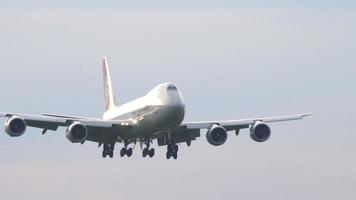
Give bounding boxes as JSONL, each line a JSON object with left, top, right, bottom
{"left": 120, "top": 148, "right": 133, "bottom": 157}
{"left": 142, "top": 148, "right": 155, "bottom": 158}
{"left": 120, "top": 141, "right": 133, "bottom": 157}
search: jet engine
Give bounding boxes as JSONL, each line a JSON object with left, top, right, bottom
{"left": 206, "top": 125, "right": 228, "bottom": 146}
{"left": 5, "top": 116, "right": 27, "bottom": 137}
{"left": 250, "top": 122, "right": 271, "bottom": 142}
{"left": 66, "top": 122, "right": 88, "bottom": 143}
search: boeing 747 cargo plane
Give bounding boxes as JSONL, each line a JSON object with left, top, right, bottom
{"left": 0, "top": 58, "right": 313, "bottom": 159}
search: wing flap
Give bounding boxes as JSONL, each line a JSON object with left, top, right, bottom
{"left": 157, "top": 126, "right": 201, "bottom": 146}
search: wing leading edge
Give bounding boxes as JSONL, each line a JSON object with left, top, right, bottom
{"left": 0, "top": 112, "right": 133, "bottom": 128}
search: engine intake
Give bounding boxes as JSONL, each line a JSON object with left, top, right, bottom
{"left": 250, "top": 122, "right": 271, "bottom": 142}
{"left": 5, "top": 116, "right": 27, "bottom": 137}
{"left": 66, "top": 122, "right": 88, "bottom": 143}
{"left": 206, "top": 125, "right": 228, "bottom": 146}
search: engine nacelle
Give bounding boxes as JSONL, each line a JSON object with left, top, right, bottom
{"left": 66, "top": 122, "right": 88, "bottom": 143}
{"left": 250, "top": 122, "right": 271, "bottom": 142}
{"left": 206, "top": 125, "right": 228, "bottom": 146}
{"left": 5, "top": 116, "right": 27, "bottom": 137}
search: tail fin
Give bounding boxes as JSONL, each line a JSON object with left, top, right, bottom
{"left": 102, "top": 57, "right": 117, "bottom": 111}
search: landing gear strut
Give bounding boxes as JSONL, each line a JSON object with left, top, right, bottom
{"left": 102, "top": 143, "right": 115, "bottom": 158}
{"left": 142, "top": 140, "right": 155, "bottom": 158}
{"left": 120, "top": 141, "right": 133, "bottom": 157}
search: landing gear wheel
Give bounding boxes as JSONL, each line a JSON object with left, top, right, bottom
{"left": 120, "top": 148, "right": 126, "bottom": 157}
{"left": 149, "top": 148, "right": 155, "bottom": 158}
{"left": 127, "top": 148, "right": 133, "bottom": 157}
{"left": 166, "top": 144, "right": 178, "bottom": 160}
{"left": 102, "top": 150, "right": 107, "bottom": 158}
{"left": 109, "top": 150, "right": 114, "bottom": 158}
{"left": 102, "top": 144, "right": 110, "bottom": 158}
{"left": 142, "top": 148, "right": 149, "bottom": 158}
{"left": 102, "top": 143, "right": 115, "bottom": 158}
{"left": 173, "top": 151, "right": 178, "bottom": 160}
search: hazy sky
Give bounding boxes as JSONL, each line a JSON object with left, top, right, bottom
{"left": 0, "top": 1, "right": 355, "bottom": 200}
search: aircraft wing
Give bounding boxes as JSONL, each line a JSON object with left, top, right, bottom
{"left": 182, "top": 113, "right": 314, "bottom": 130}
{"left": 157, "top": 113, "right": 313, "bottom": 146}
{"left": 0, "top": 112, "right": 134, "bottom": 143}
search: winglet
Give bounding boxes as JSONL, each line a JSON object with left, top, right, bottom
{"left": 102, "top": 57, "right": 117, "bottom": 111}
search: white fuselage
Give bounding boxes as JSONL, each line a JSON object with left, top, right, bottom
{"left": 102, "top": 83, "right": 185, "bottom": 138}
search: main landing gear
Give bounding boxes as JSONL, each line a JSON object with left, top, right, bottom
{"left": 99, "top": 134, "right": 180, "bottom": 159}
{"left": 166, "top": 144, "right": 178, "bottom": 160}
{"left": 102, "top": 143, "right": 115, "bottom": 158}
{"left": 166, "top": 130, "right": 178, "bottom": 160}
{"left": 142, "top": 141, "right": 155, "bottom": 158}
{"left": 120, "top": 141, "right": 133, "bottom": 157}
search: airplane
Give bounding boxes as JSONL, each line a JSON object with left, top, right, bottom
{"left": 0, "top": 58, "right": 313, "bottom": 159}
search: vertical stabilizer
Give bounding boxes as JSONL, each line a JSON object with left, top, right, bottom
{"left": 102, "top": 57, "right": 117, "bottom": 111}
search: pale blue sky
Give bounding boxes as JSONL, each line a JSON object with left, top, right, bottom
{"left": 1, "top": 1, "right": 356, "bottom": 9}
{"left": 0, "top": 2, "right": 355, "bottom": 200}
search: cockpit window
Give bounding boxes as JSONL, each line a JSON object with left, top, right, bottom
{"left": 167, "top": 85, "right": 177, "bottom": 91}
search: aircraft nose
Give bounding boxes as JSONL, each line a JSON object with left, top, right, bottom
{"left": 165, "top": 84, "right": 185, "bottom": 106}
